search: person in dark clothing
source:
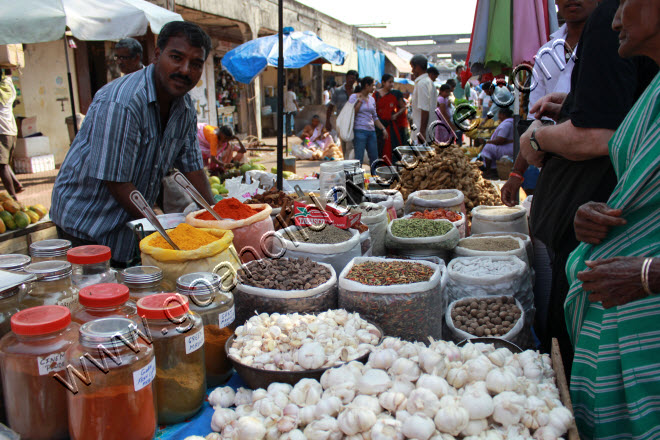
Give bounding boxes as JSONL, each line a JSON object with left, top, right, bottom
{"left": 519, "top": 0, "right": 658, "bottom": 376}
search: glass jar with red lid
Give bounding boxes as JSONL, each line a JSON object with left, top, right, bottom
{"left": 71, "top": 283, "right": 137, "bottom": 325}
{"left": 66, "top": 317, "right": 157, "bottom": 440}
{"left": 67, "top": 245, "right": 116, "bottom": 288}
{"left": 0, "top": 305, "right": 78, "bottom": 439}
{"left": 136, "top": 293, "right": 206, "bottom": 424}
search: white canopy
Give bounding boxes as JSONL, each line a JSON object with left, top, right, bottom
{"left": 0, "top": 0, "right": 182, "bottom": 44}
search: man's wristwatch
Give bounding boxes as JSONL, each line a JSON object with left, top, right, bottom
{"left": 530, "top": 128, "right": 542, "bottom": 152}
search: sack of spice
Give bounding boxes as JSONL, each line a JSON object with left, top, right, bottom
{"left": 363, "top": 189, "right": 405, "bottom": 219}
{"left": 350, "top": 203, "right": 388, "bottom": 256}
{"left": 385, "top": 218, "right": 460, "bottom": 260}
{"left": 470, "top": 205, "right": 529, "bottom": 235}
{"left": 234, "top": 258, "right": 337, "bottom": 325}
{"left": 186, "top": 198, "right": 274, "bottom": 263}
{"left": 338, "top": 257, "right": 446, "bottom": 342}
{"left": 471, "top": 231, "right": 534, "bottom": 266}
{"left": 403, "top": 210, "right": 467, "bottom": 238}
{"left": 445, "top": 256, "right": 535, "bottom": 329}
{"left": 140, "top": 225, "right": 240, "bottom": 286}
{"left": 404, "top": 189, "right": 465, "bottom": 215}
{"left": 445, "top": 296, "right": 526, "bottom": 345}
{"left": 452, "top": 235, "right": 529, "bottom": 266}
{"left": 273, "top": 225, "right": 361, "bottom": 275}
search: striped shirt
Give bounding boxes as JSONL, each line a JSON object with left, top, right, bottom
{"left": 51, "top": 64, "right": 203, "bottom": 263}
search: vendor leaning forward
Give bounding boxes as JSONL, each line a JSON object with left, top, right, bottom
{"left": 51, "top": 22, "right": 215, "bottom": 267}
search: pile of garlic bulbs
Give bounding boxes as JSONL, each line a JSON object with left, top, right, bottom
{"left": 207, "top": 337, "right": 574, "bottom": 440}
{"left": 228, "top": 310, "right": 381, "bottom": 371}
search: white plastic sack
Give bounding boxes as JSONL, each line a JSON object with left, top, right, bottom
{"left": 446, "top": 256, "right": 535, "bottom": 327}
{"left": 234, "top": 260, "right": 338, "bottom": 324}
{"left": 338, "top": 257, "right": 445, "bottom": 342}
{"left": 363, "top": 190, "right": 404, "bottom": 218}
{"left": 453, "top": 236, "right": 529, "bottom": 266}
{"left": 356, "top": 203, "right": 388, "bottom": 256}
{"left": 445, "top": 297, "right": 526, "bottom": 345}
{"left": 292, "top": 143, "right": 314, "bottom": 160}
{"left": 385, "top": 218, "right": 460, "bottom": 259}
{"left": 470, "top": 205, "right": 529, "bottom": 235}
{"left": 273, "top": 225, "right": 361, "bottom": 275}
{"left": 403, "top": 212, "right": 467, "bottom": 238}
{"left": 224, "top": 176, "right": 259, "bottom": 202}
{"left": 336, "top": 101, "right": 355, "bottom": 141}
{"left": 404, "top": 189, "right": 465, "bottom": 214}
{"left": 244, "top": 170, "right": 277, "bottom": 189}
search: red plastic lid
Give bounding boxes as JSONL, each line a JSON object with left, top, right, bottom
{"left": 79, "top": 283, "right": 130, "bottom": 308}
{"left": 11, "top": 305, "right": 71, "bottom": 336}
{"left": 136, "top": 293, "right": 189, "bottom": 320}
{"left": 67, "top": 245, "right": 112, "bottom": 265}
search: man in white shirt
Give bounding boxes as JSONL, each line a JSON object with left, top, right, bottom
{"left": 410, "top": 55, "right": 438, "bottom": 144}
{"left": 479, "top": 82, "right": 495, "bottom": 119}
{"left": 284, "top": 83, "right": 299, "bottom": 136}
{"left": 0, "top": 70, "right": 22, "bottom": 200}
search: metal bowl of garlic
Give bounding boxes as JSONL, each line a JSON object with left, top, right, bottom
{"left": 457, "top": 337, "right": 522, "bottom": 353}
{"left": 225, "top": 324, "right": 383, "bottom": 389}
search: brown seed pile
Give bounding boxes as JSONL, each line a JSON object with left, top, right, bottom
{"left": 288, "top": 225, "right": 353, "bottom": 244}
{"left": 451, "top": 296, "right": 521, "bottom": 337}
{"left": 457, "top": 237, "right": 520, "bottom": 252}
{"left": 239, "top": 258, "right": 331, "bottom": 290}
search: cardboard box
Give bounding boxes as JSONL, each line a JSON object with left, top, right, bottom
{"left": 14, "top": 154, "right": 55, "bottom": 174}
{"left": 15, "top": 136, "right": 50, "bottom": 158}
{"left": 16, "top": 116, "right": 38, "bottom": 138}
{"left": 0, "top": 45, "right": 24, "bottom": 68}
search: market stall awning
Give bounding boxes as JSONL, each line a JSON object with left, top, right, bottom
{"left": 384, "top": 50, "right": 412, "bottom": 74}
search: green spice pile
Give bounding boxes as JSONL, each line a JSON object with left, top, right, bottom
{"left": 346, "top": 261, "right": 434, "bottom": 285}
{"left": 391, "top": 218, "right": 453, "bottom": 238}
{"left": 288, "top": 224, "right": 353, "bottom": 244}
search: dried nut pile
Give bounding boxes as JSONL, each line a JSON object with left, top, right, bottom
{"left": 458, "top": 237, "right": 521, "bottom": 252}
{"left": 396, "top": 146, "right": 501, "bottom": 210}
{"left": 451, "top": 297, "right": 522, "bottom": 337}
{"left": 228, "top": 310, "right": 381, "bottom": 371}
{"left": 207, "top": 338, "right": 574, "bottom": 440}
{"left": 239, "top": 258, "right": 330, "bottom": 290}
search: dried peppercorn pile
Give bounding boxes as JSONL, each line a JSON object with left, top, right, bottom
{"left": 346, "top": 261, "right": 434, "bottom": 286}
{"left": 390, "top": 218, "right": 453, "bottom": 238}
{"left": 238, "top": 258, "right": 331, "bottom": 290}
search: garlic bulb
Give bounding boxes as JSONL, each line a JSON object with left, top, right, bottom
{"left": 184, "top": 436, "right": 205, "bottom": 440}
{"left": 253, "top": 397, "right": 283, "bottom": 418}
{"left": 357, "top": 368, "right": 392, "bottom": 395}
{"left": 389, "top": 358, "right": 421, "bottom": 382}
{"left": 417, "top": 374, "right": 455, "bottom": 398}
{"left": 321, "top": 367, "right": 355, "bottom": 389}
{"left": 289, "top": 379, "right": 322, "bottom": 406}
{"left": 391, "top": 379, "right": 415, "bottom": 396}
{"left": 323, "top": 384, "right": 357, "bottom": 405}
{"left": 368, "top": 349, "right": 398, "bottom": 370}
{"left": 268, "top": 383, "right": 293, "bottom": 396}
{"left": 533, "top": 426, "right": 562, "bottom": 440}
{"left": 209, "top": 387, "right": 235, "bottom": 408}
{"left": 464, "top": 356, "right": 493, "bottom": 383}
{"left": 252, "top": 388, "right": 269, "bottom": 402}
{"left": 235, "top": 388, "right": 254, "bottom": 406}
{"left": 395, "top": 410, "right": 411, "bottom": 423}
{"left": 378, "top": 391, "right": 407, "bottom": 413}
{"left": 235, "top": 416, "right": 266, "bottom": 440}
{"left": 303, "top": 417, "right": 343, "bottom": 440}
{"left": 433, "top": 405, "right": 469, "bottom": 436}
{"left": 492, "top": 391, "right": 526, "bottom": 426}
{"left": 234, "top": 404, "right": 254, "bottom": 418}
{"left": 296, "top": 342, "right": 326, "bottom": 369}
{"left": 337, "top": 408, "right": 377, "bottom": 435}
{"left": 211, "top": 408, "right": 238, "bottom": 432}
{"left": 205, "top": 434, "right": 222, "bottom": 440}
{"left": 461, "top": 419, "right": 488, "bottom": 437}
{"left": 278, "top": 429, "right": 305, "bottom": 440}
{"left": 351, "top": 395, "right": 383, "bottom": 415}
{"left": 277, "top": 416, "right": 298, "bottom": 433}
{"left": 406, "top": 389, "right": 441, "bottom": 418}
{"left": 417, "top": 348, "right": 447, "bottom": 376}
{"left": 446, "top": 367, "right": 468, "bottom": 389}
{"left": 314, "top": 396, "right": 343, "bottom": 419}
{"left": 486, "top": 368, "right": 517, "bottom": 394}
{"left": 460, "top": 382, "right": 494, "bottom": 419}
{"left": 298, "top": 405, "right": 317, "bottom": 427}
{"left": 370, "top": 418, "right": 404, "bottom": 440}
{"left": 488, "top": 348, "right": 513, "bottom": 367}
{"left": 401, "top": 414, "right": 436, "bottom": 440}
{"left": 546, "top": 406, "right": 573, "bottom": 435}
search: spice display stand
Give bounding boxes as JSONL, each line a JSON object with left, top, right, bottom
{"left": 0, "top": 217, "right": 56, "bottom": 255}
{"left": 552, "top": 338, "right": 580, "bottom": 440}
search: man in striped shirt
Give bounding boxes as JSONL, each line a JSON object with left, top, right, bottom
{"left": 51, "top": 21, "right": 215, "bottom": 266}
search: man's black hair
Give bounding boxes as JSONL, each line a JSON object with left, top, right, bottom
{"left": 157, "top": 21, "right": 212, "bottom": 60}
{"left": 410, "top": 55, "right": 428, "bottom": 71}
{"left": 219, "top": 125, "right": 234, "bottom": 138}
{"left": 346, "top": 70, "right": 359, "bottom": 78}
{"left": 116, "top": 38, "right": 143, "bottom": 58}
{"left": 427, "top": 66, "right": 439, "bottom": 76}
{"left": 456, "top": 64, "right": 464, "bottom": 73}
{"left": 440, "top": 84, "right": 451, "bottom": 92}
{"left": 500, "top": 108, "right": 514, "bottom": 118}
{"left": 287, "top": 83, "right": 295, "bottom": 91}
{"left": 446, "top": 78, "right": 457, "bottom": 87}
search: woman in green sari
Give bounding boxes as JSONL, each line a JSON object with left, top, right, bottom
{"left": 565, "top": 0, "right": 660, "bottom": 438}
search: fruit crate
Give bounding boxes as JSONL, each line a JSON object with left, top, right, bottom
{"left": 14, "top": 154, "right": 55, "bottom": 174}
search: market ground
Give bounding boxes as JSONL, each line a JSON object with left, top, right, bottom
{"left": 10, "top": 136, "right": 325, "bottom": 210}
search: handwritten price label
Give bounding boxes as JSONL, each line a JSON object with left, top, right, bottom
{"left": 185, "top": 329, "right": 205, "bottom": 354}
{"left": 37, "top": 352, "right": 66, "bottom": 376}
{"left": 133, "top": 357, "right": 156, "bottom": 392}
{"left": 218, "top": 305, "right": 235, "bottom": 328}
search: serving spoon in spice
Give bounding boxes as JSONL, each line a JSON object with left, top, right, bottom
{"left": 129, "top": 190, "right": 180, "bottom": 250}
{"left": 172, "top": 171, "right": 226, "bottom": 222}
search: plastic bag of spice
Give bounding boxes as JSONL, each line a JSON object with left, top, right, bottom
{"left": 363, "top": 190, "right": 404, "bottom": 219}
{"left": 273, "top": 225, "right": 361, "bottom": 275}
{"left": 234, "top": 259, "right": 337, "bottom": 325}
{"left": 445, "top": 256, "right": 535, "bottom": 328}
{"left": 404, "top": 189, "right": 465, "bottom": 214}
{"left": 452, "top": 235, "right": 529, "bottom": 266}
{"left": 338, "top": 257, "right": 445, "bottom": 342}
{"left": 186, "top": 203, "right": 274, "bottom": 263}
{"left": 351, "top": 203, "right": 388, "bottom": 256}
{"left": 470, "top": 205, "right": 529, "bottom": 235}
{"left": 445, "top": 296, "right": 526, "bottom": 345}
{"left": 140, "top": 228, "right": 241, "bottom": 286}
{"left": 385, "top": 218, "right": 460, "bottom": 260}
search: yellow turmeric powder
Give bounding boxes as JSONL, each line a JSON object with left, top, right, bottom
{"left": 150, "top": 224, "right": 218, "bottom": 250}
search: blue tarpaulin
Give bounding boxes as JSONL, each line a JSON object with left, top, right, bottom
{"left": 357, "top": 46, "right": 385, "bottom": 82}
{"left": 222, "top": 30, "right": 346, "bottom": 84}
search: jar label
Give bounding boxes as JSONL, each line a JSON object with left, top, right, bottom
{"left": 185, "top": 329, "right": 205, "bottom": 354}
{"left": 133, "top": 357, "right": 156, "bottom": 392}
{"left": 37, "top": 352, "right": 66, "bottom": 376}
{"left": 218, "top": 305, "right": 235, "bottom": 328}
{"left": 57, "top": 296, "right": 79, "bottom": 309}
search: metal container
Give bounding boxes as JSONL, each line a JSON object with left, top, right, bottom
{"left": 343, "top": 160, "right": 365, "bottom": 204}
{"left": 457, "top": 337, "right": 523, "bottom": 353}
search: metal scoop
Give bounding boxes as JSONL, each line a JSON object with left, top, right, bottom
{"left": 129, "top": 190, "right": 180, "bottom": 250}
{"left": 172, "top": 171, "right": 225, "bottom": 222}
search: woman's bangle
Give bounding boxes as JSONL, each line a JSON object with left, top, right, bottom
{"left": 509, "top": 172, "right": 524, "bottom": 183}
{"left": 642, "top": 258, "right": 655, "bottom": 296}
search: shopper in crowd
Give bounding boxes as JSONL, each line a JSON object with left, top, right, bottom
{"left": 452, "top": 65, "right": 471, "bottom": 101}
{"left": 114, "top": 38, "right": 144, "bottom": 75}
{"left": 284, "top": 83, "right": 299, "bottom": 137}
{"left": 519, "top": 0, "right": 658, "bottom": 373}
{"left": 300, "top": 115, "right": 333, "bottom": 150}
{"left": 427, "top": 66, "right": 439, "bottom": 83}
{"left": 480, "top": 107, "right": 514, "bottom": 174}
{"left": 51, "top": 21, "right": 215, "bottom": 267}
{"left": 326, "top": 70, "right": 358, "bottom": 157}
{"left": 322, "top": 84, "right": 331, "bottom": 105}
{"left": 479, "top": 82, "right": 495, "bottom": 119}
{"left": 410, "top": 55, "right": 437, "bottom": 144}
{"left": 565, "top": 1, "right": 660, "bottom": 437}
{"left": 197, "top": 123, "right": 246, "bottom": 174}
{"left": 0, "top": 69, "right": 23, "bottom": 201}
{"left": 348, "top": 77, "right": 388, "bottom": 171}
{"left": 436, "top": 84, "right": 456, "bottom": 130}
{"left": 375, "top": 74, "right": 409, "bottom": 161}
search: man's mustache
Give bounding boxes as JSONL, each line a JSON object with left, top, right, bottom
{"left": 170, "top": 74, "right": 192, "bottom": 85}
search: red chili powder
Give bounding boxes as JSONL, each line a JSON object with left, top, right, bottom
{"left": 196, "top": 197, "right": 260, "bottom": 221}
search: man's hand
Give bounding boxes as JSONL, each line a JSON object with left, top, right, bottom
{"left": 500, "top": 176, "right": 522, "bottom": 207}
{"left": 530, "top": 92, "right": 567, "bottom": 121}
{"left": 574, "top": 202, "right": 626, "bottom": 244}
{"left": 520, "top": 120, "right": 546, "bottom": 167}
{"left": 577, "top": 257, "right": 648, "bottom": 308}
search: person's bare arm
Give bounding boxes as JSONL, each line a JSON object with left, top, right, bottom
{"left": 325, "top": 104, "right": 334, "bottom": 130}
{"left": 394, "top": 97, "right": 407, "bottom": 119}
{"left": 529, "top": 92, "right": 568, "bottom": 121}
{"left": 535, "top": 122, "right": 613, "bottom": 160}
{"left": 184, "top": 169, "right": 215, "bottom": 205}
{"left": 419, "top": 110, "right": 429, "bottom": 142}
{"left": 488, "top": 136, "right": 509, "bottom": 146}
{"left": 233, "top": 136, "right": 247, "bottom": 153}
{"left": 104, "top": 182, "right": 144, "bottom": 219}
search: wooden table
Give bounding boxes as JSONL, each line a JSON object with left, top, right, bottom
{"left": 0, "top": 217, "right": 57, "bottom": 255}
